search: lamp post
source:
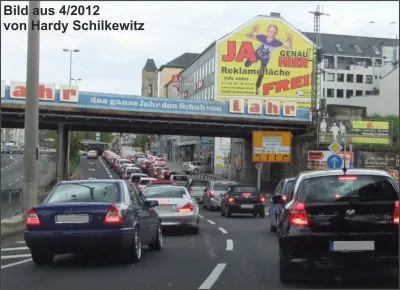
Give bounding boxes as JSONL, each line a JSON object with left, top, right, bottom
{"left": 62, "top": 48, "right": 80, "bottom": 86}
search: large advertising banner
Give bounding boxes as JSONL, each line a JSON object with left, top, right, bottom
{"left": 318, "top": 118, "right": 391, "bottom": 145}
{"left": 216, "top": 16, "right": 313, "bottom": 108}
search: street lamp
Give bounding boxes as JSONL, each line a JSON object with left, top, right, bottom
{"left": 63, "top": 48, "right": 80, "bottom": 86}
{"left": 70, "top": 78, "right": 82, "bottom": 86}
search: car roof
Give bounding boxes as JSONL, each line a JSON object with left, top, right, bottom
{"left": 131, "top": 173, "right": 147, "bottom": 176}
{"left": 144, "top": 185, "right": 185, "bottom": 189}
{"left": 298, "top": 168, "right": 392, "bottom": 179}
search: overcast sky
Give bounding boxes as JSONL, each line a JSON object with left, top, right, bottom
{"left": 1, "top": 1, "right": 399, "bottom": 95}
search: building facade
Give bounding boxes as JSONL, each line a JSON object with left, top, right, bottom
{"left": 141, "top": 59, "right": 158, "bottom": 97}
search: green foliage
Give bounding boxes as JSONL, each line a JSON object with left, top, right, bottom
{"left": 134, "top": 134, "right": 148, "bottom": 150}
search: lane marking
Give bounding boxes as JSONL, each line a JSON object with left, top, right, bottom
{"left": 199, "top": 215, "right": 204, "bottom": 218}
{"left": 198, "top": 263, "right": 227, "bottom": 290}
{"left": 1, "top": 254, "right": 32, "bottom": 260}
{"left": 1, "top": 168, "right": 4, "bottom": 171}
{"left": 218, "top": 228, "right": 228, "bottom": 234}
{"left": 16, "top": 241, "right": 26, "bottom": 244}
{"left": 206, "top": 220, "right": 216, "bottom": 225}
{"left": 8, "top": 183, "right": 13, "bottom": 186}
{"left": 226, "top": 239, "right": 233, "bottom": 251}
{"left": 1, "top": 247, "right": 29, "bottom": 252}
{"left": 16, "top": 178, "right": 20, "bottom": 182}
{"left": 1, "top": 258, "right": 32, "bottom": 270}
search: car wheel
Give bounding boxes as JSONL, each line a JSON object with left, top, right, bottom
{"left": 202, "top": 202, "right": 207, "bottom": 209}
{"left": 259, "top": 211, "right": 265, "bottom": 218}
{"left": 279, "top": 250, "right": 296, "bottom": 284}
{"left": 207, "top": 204, "right": 212, "bottom": 211}
{"left": 31, "top": 250, "right": 54, "bottom": 265}
{"left": 192, "top": 226, "right": 200, "bottom": 235}
{"left": 270, "top": 225, "right": 277, "bottom": 232}
{"left": 253, "top": 212, "right": 257, "bottom": 217}
{"left": 125, "top": 227, "right": 142, "bottom": 263}
{"left": 149, "top": 223, "right": 163, "bottom": 251}
{"left": 225, "top": 206, "right": 231, "bottom": 217}
{"left": 221, "top": 206, "right": 225, "bottom": 216}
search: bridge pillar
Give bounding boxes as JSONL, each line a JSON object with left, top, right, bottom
{"left": 56, "top": 123, "right": 70, "bottom": 181}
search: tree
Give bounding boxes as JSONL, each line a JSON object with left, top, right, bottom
{"left": 134, "top": 134, "right": 148, "bottom": 151}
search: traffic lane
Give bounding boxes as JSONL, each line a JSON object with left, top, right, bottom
{"left": 78, "top": 156, "right": 117, "bottom": 180}
{"left": 1, "top": 155, "right": 24, "bottom": 190}
{"left": 1, "top": 154, "right": 19, "bottom": 168}
{"left": 1, "top": 218, "right": 229, "bottom": 290}
{"left": 199, "top": 208, "right": 399, "bottom": 289}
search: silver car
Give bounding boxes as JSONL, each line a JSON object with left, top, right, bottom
{"left": 203, "top": 180, "right": 237, "bottom": 210}
{"left": 142, "top": 185, "right": 200, "bottom": 234}
{"left": 268, "top": 177, "right": 295, "bottom": 232}
{"left": 187, "top": 179, "right": 210, "bottom": 203}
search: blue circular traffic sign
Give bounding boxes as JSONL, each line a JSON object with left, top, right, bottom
{"left": 327, "top": 154, "right": 343, "bottom": 169}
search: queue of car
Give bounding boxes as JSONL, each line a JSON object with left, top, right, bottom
{"left": 23, "top": 148, "right": 399, "bottom": 285}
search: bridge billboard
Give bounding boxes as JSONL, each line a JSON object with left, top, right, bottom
{"left": 215, "top": 15, "right": 313, "bottom": 110}
{"left": 1, "top": 80, "right": 309, "bottom": 123}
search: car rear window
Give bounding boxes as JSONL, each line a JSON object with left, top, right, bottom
{"left": 45, "top": 182, "right": 121, "bottom": 204}
{"left": 283, "top": 180, "right": 295, "bottom": 193}
{"left": 191, "top": 181, "right": 209, "bottom": 187}
{"left": 143, "top": 187, "right": 187, "bottom": 198}
{"left": 173, "top": 176, "right": 188, "bottom": 181}
{"left": 297, "top": 175, "right": 398, "bottom": 203}
{"left": 139, "top": 179, "right": 152, "bottom": 185}
{"left": 131, "top": 175, "right": 144, "bottom": 182}
{"left": 233, "top": 186, "right": 258, "bottom": 193}
{"left": 127, "top": 168, "right": 141, "bottom": 174}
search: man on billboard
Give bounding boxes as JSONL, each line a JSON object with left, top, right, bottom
{"left": 245, "top": 23, "right": 293, "bottom": 95}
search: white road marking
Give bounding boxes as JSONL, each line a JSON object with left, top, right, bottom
{"left": 1, "top": 254, "right": 32, "bottom": 260}
{"left": 1, "top": 168, "right": 4, "bottom": 171}
{"left": 218, "top": 228, "right": 228, "bottom": 234}
{"left": 88, "top": 177, "right": 96, "bottom": 180}
{"left": 8, "top": 183, "right": 13, "bottom": 186}
{"left": 15, "top": 241, "right": 26, "bottom": 244}
{"left": 1, "top": 258, "right": 32, "bottom": 270}
{"left": 16, "top": 178, "right": 20, "bottom": 182}
{"left": 207, "top": 220, "right": 216, "bottom": 225}
{"left": 1, "top": 247, "right": 29, "bottom": 252}
{"left": 198, "top": 263, "right": 227, "bottom": 290}
{"left": 226, "top": 239, "right": 233, "bottom": 251}
{"left": 108, "top": 174, "right": 113, "bottom": 178}
{"left": 199, "top": 215, "right": 204, "bottom": 218}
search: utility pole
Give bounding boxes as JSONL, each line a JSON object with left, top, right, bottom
{"left": 23, "top": 1, "right": 40, "bottom": 217}
{"left": 309, "top": 5, "right": 329, "bottom": 147}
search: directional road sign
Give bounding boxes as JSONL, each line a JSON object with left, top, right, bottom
{"left": 327, "top": 154, "right": 343, "bottom": 169}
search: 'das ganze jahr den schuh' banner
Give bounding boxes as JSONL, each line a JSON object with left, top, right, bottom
{"left": 216, "top": 16, "right": 314, "bottom": 108}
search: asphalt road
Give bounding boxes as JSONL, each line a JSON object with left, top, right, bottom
{"left": 1, "top": 157, "right": 398, "bottom": 290}
{"left": 1, "top": 154, "right": 24, "bottom": 190}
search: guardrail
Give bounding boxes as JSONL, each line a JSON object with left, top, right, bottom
{"left": 191, "top": 173, "right": 224, "bottom": 181}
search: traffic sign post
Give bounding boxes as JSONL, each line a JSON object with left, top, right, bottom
{"left": 255, "top": 163, "right": 262, "bottom": 191}
{"left": 327, "top": 154, "right": 343, "bottom": 169}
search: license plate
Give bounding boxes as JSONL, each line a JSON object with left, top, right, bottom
{"left": 55, "top": 214, "right": 89, "bottom": 224}
{"left": 329, "top": 241, "right": 375, "bottom": 252}
{"left": 241, "top": 205, "right": 254, "bottom": 209}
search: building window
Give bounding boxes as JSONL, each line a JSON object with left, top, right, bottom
{"left": 346, "top": 90, "right": 353, "bottom": 99}
{"left": 211, "top": 84, "right": 214, "bottom": 100}
{"left": 356, "top": 90, "right": 363, "bottom": 96}
{"left": 337, "top": 73, "right": 344, "bottom": 82}
{"left": 347, "top": 74, "right": 354, "bottom": 83}
{"left": 375, "top": 59, "right": 382, "bottom": 67}
{"left": 353, "top": 44, "right": 363, "bottom": 54}
{"left": 211, "top": 57, "right": 215, "bottom": 72}
{"left": 327, "top": 73, "right": 335, "bottom": 82}
{"left": 335, "top": 44, "right": 344, "bottom": 52}
{"left": 372, "top": 45, "right": 380, "bottom": 55}
{"left": 356, "top": 74, "right": 363, "bottom": 83}
{"left": 323, "top": 89, "right": 325, "bottom": 97}
{"left": 366, "top": 75, "right": 373, "bottom": 84}
{"left": 327, "top": 88, "right": 334, "bottom": 98}
{"left": 336, "top": 89, "right": 344, "bottom": 98}
{"left": 366, "top": 91, "right": 373, "bottom": 96}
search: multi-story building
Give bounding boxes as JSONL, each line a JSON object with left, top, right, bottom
{"left": 1, "top": 128, "right": 24, "bottom": 148}
{"left": 153, "top": 13, "right": 399, "bottom": 174}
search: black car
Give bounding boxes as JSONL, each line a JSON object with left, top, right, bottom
{"left": 220, "top": 184, "right": 266, "bottom": 218}
{"left": 277, "top": 169, "right": 399, "bottom": 284}
{"left": 24, "top": 179, "right": 162, "bottom": 265}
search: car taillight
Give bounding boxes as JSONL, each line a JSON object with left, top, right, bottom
{"left": 26, "top": 208, "right": 40, "bottom": 226}
{"left": 394, "top": 200, "right": 399, "bottom": 224}
{"left": 209, "top": 191, "right": 216, "bottom": 197}
{"left": 138, "top": 185, "right": 143, "bottom": 190}
{"left": 282, "top": 195, "right": 287, "bottom": 201}
{"left": 260, "top": 197, "right": 266, "bottom": 203}
{"left": 178, "top": 202, "right": 194, "bottom": 213}
{"left": 289, "top": 202, "right": 308, "bottom": 226}
{"left": 104, "top": 205, "right": 123, "bottom": 224}
{"left": 228, "top": 197, "right": 235, "bottom": 203}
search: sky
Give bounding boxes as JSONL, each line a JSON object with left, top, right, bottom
{"left": 1, "top": 1, "right": 399, "bottom": 95}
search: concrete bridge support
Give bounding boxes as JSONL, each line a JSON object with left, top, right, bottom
{"left": 56, "top": 123, "right": 70, "bottom": 181}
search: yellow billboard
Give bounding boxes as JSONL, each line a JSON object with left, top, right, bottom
{"left": 252, "top": 131, "right": 292, "bottom": 163}
{"left": 216, "top": 16, "right": 314, "bottom": 108}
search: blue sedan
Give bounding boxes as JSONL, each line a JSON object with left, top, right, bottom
{"left": 24, "top": 179, "right": 162, "bottom": 265}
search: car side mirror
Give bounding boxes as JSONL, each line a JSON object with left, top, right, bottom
{"left": 144, "top": 200, "right": 158, "bottom": 208}
{"left": 271, "top": 195, "right": 285, "bottom": 204}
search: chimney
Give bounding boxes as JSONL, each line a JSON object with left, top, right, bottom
{"left": 270, "top": 12, "right": 281, "bottom": 17}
